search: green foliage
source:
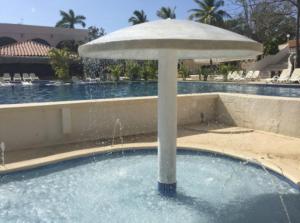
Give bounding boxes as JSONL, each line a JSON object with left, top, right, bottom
{"left": 141, "top": 61, "right": 158, "bottom": 80}
{"left": 125, "top": 61, "right": 141, "bottom": 81}
{"left": 88, "top": 26, "right": 106, "bottom": 41}
{"left": 157, "top": 7, "right": 176, "bottom": 19}
{"left": 263, "top": 38, "right": 279, "bottom": 56}
{"left": 200, "top": 66, "right": 213, "bottom": 81}
{"left": 188, "top": 0, "right": 231, "bottom": 26}
{"left": 178, "top": 65, "right": 190, "bottom": 80}
{"left": 225, "top": 1, "right": 296, "bottom": 45}
{"left": 48, "top": 49, "right": 71, "bottom": 80}
{"left": 108, "top": 64, "right": 123, "bottom": 81}
{"left": 218, "top": 63, "right": 236, "bottom": 81}
{"left": 55, "top": 9, "right": 86, "bottom": 28}
{"left": 128, "top": 10, "right": 148, "bottom": 25}
{"left": 56, "top": 40, "right": 82, "bottom": 53}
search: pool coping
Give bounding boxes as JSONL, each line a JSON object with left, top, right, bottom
{"left": 1, "top": 92, "right": 300, "bottom": 109}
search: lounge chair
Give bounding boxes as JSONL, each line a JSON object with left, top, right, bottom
{"left": 72, "top": 76, "right": 79, "bottom": 82}
{"left": 277, "top": 69, "right": 291, "bottom": 83}
{"left": 2, "top": 73, "right": 11, "bottom": 82}
{"left": 95, "top": 77, "right": 101, "bottom": 82}
{"left": 29, "top": 73, "right": 39, "bottom": 81}
{"left": 227, "top": 71, "right": 234, "bottom": 80}
{"left": 289, "top": 68, "right": 300, "bottom": 83}
{"left": 13, "top": 73, "right": 22, "bottom": 82}
{"left": 22, "top": 73, "right": 31, "bottom": 82}
{"left": 85, "top": 76, "right": 92, "bottom": 82}
{"left": 245, "top": 71, "right": 254, "bottom": 80}
{"left": 251, "top": 71, "right": 260, "bottom": 81}
{"left": 232, "top": 71, "right": 244, "bottom": 81}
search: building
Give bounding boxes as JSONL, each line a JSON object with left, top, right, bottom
{"left": 0, "top": 23, "right": 88, "bottom": 47}
{"left": 0, "top": 40, "right": 54, "bottom": 79}
{"left": 0, "top": 23, "right": 88, "bottom": 79}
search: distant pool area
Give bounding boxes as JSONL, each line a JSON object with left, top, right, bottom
{"left": 1, "top": 81, "right": 300, "bottom": 104}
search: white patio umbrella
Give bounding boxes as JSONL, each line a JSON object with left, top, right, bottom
{"left": 79, "top": 19, "right": 262, "bottom": 196}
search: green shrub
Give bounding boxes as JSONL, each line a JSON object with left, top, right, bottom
{"left": 178, "top": 65, "right": 190, "bottom": 80}
{"left": 200, "top": 66, "right": 213, "bottom": 81}
{"left": 108, "top": 64, "right": 123, "bottom": 81}
{"left": 48, "top": 48, "right": 71, "bottom": 80}
{"left": 218, "top": 63, "right": 236, "bottom": 81}
{"left": 141, "top": 61, "right": 158, "bottom": 80}
{"left": 125, "top": 61, "right": 141, "bottom": 81}
{"left": 263, "top": 38, "right": 279, "bottom": 55}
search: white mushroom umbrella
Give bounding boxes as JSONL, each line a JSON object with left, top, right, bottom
{"left": 79, "top": 19, "right": 262, "bottom": 196}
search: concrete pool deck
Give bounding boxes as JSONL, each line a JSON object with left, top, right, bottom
{"left": 1, "top": 123, "right": 299, "bottom": 187}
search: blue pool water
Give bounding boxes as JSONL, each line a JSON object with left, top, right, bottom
{"left": 0, "top": 81, "right": 300, "bottom": 104}
{"left": 0, "top": 150, "right": 299, "bottom": 223}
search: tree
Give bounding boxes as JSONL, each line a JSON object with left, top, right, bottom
{"left": 251, "top": 2, "right": 296, "bottom": 43}
{"left": 200, "top": 66, "right": 212, "bottom": 81}
{"left": 88, "top": 26, "right": 106, "bottom": 41}
{"left": 226, "top": 1, "right": 296, "bottom": 56}
{"left": 48, "top": 49, "right": 71, "bottom": 80}
{"left": 178, "top": 65, "right": 190, "bottom": 80}
{"left": 56, "top": 40, "right": 83, "bottom": 53}
{"left": 141, "top": 61, "right": 158, "bottom": 80}
{"left": 188, "top": 0, "right": 231, "bottom": 26}
{"left": 129, "top": 10, "right": 148, "bottom": 25}
{"left": 55, "top": 9, "right": 86, "bottom": 28}
{"left": 264, "top": 0, "right": 300, "bottom": 67}
{"left": 263, "top": 38, "right": 279, "bottom": 55}
{"left": 157, "top": 7, "right": 176, "bottom": 19}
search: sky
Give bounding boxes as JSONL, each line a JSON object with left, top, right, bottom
{"left": 0, "top": 0, "right": 240, "bottom": 32}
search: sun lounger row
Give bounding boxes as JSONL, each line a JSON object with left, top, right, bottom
{"left": 228, "top": 70, "right": 260, "bottom": 81}
{"left": 1, "top": 73, "right": 39, "bottom": 82}
{"left": 85, "top": 76, "right": 101, "bottom": 82}
{"left": 266, "top": 68, "right": 300, "bottom": 83}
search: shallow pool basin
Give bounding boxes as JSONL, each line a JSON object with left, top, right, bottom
{"left": 0, "top": 149, "right": 299, "bottom": 223}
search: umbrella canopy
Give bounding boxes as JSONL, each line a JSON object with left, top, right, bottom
{"left": 79, "top": 19, "right": 262, "bottom": 60}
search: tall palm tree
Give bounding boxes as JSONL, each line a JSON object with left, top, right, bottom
{"left": 55, "top": 9, "right": 86, "bottom": 29}
{"left": 188, "top": 0, "right": 231, "bottom": 26}
{"left": 157, "top": 7, "right": 176, "bottom": 19}
{"left": 128, "top": 10, "right": 148, "bottom": 25}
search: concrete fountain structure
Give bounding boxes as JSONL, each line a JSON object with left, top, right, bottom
{"left": 79, "top": 19, "right": 262, "bottom": 196}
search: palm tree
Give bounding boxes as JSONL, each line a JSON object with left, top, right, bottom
{"left": 128, "top": 10, "right": 148, "bottom": 25}
{"left": 188, "top": 0, "right": 231, "bottom": 26}
{"left": 56, "top": 9, "right": 86, "bottom": 29}
{"left": 157, "top": 7, "right": 176, "bottom": 19}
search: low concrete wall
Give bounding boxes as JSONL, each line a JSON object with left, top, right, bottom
{"left": 0, "top": 94, "right": 218, "bottom": 151}
{"left": 1, "top": 93, "right": 300, "bottom": 152}
{"left": 217, "top": 93, "right": 300, "bottom": 138}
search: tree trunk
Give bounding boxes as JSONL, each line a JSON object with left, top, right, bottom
{"left": 297, "top": 0, "right": 300, "bottom": 67}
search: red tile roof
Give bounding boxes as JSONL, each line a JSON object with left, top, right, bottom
{"left": 0, "top": 41, "right": 52, "bottom": 57}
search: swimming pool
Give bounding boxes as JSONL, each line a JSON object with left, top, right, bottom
{"left": 0, "top": 81, "right": 300, "bottom": 104}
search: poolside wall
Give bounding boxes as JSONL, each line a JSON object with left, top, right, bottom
{"left": 1, "top": 93, "right": 300, "bottom": 151}
{"left": 0, "top": 94, "right": 218, "bottom": 151}
{"left": 217, "top": 93, "right": 300, "bottom": 138}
